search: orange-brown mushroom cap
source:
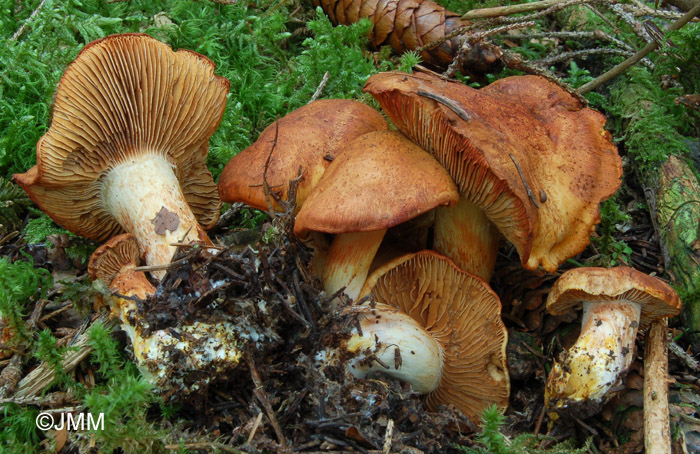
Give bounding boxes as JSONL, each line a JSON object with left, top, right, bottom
{"left": 359, "top": 250, "right": 510, "bottom": 421}
{"left": 363, "top": 71, "right": 622, "bottom": 272}
{"left": 293, "top": 130, "right": 458, "bottom": 238}
{"left": 13, "top": 33, "right": 228, "bottom": 241}
{"left": 546, "top": 266, "right": 682, "bottom": 329}
{"left": 88, "top": 233, "right": 154, "bottom": 299}
{"left": 218, "top": 99, "right": 388, "bottom": 211}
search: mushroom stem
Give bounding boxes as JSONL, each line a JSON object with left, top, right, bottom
{"left": 346, "top": 304, "right": 443, "bottom": 393}
{"left": 433, "top": 197, "right": 500, "bottom": 280}
{"left": 108, "top": 266, "right": 242, "bottom": 388}
{"left": 546, "top": 300, "right": 641, "bottom": 411}
{"left": 644, "top": 318, "right": 671, "bottom": 454}
{"left": 102, "top": 153, "right": 211, "bottom": 277}
{"left": 322, "top": 230, "right": 386, "bottom": 300}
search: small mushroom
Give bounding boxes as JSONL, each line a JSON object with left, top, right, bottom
{"left": 293, "top": 130, "right": 458, "bottom": 300}
{"left": 364, "top": 72, "right": 622, "bottom": 279}
{"left": 13, "top": 34, "right": 228, "bottom": 278}
{"left": 218, "top": 99, "right": 388, "bottom": 212}
{"left": 88, "top": 233, "right": 242, "bottom": 391}
{"left": 336, "top": 250, "right": 509, "bottom": 422}
{"left": 545, "top": 267, "right": 681, "bottom": 418}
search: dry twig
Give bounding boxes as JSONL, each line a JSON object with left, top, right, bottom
{"left": 309, "top": 71, "right": 331, "bottom": 103}
{"left": 11, "top": 0, "right": 47, "bottom": 41}
{"left": 247, "top": 349, "right": 288, "bottom": 446}
{"left": 578, "top": 1, "right": 700, "bottom": 94}
{"left": 462, "top": 0, "right": 575, "bottom": 19}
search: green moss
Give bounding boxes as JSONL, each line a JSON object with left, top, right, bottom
{"left": 591, "top": 197, "right": 633, "bottom": 267}
{"left": 609, "top": 67, "right": 690, "bottom": 173}
{"left": 34, "top": 329, "right": 77, "bottom": 391}
{"left": 0, "top": 254, "right": 52, "bottom": 347}
{"left": 0, "top": 403, "right": 41, "bottom": 453}
{"left": 22, "top": 214, "right": 69, "bottom": 244}
{"left": 459, "top": 405, "right": 592, "bottom": 453}
{"left": 657, "top": 23, "right": 700, "bottom": 94}
{"left": 0, "top": 177, "right": 31, "bottom": 235}
{"left": 82, "top": 322, "right": 164, "bottom": 453}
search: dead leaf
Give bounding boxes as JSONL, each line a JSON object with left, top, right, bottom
{"left": 676, "top": 94, "right": 700, "bottom": 112}
{"left": 152, "top": 206, "right": 180, "bottom": 235}
{"left": 345, "top": 425, "right": 377, "bottom": 448}
{"left": 53, "top": 426, "right": 68, "bottom": 453}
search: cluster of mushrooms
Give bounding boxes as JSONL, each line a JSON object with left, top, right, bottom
{"left": 12, "top": 33, "right": 683, "bottom": 435}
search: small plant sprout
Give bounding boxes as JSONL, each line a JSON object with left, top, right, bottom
{"left": 545, "top": 267, "right": 681, "bottom": 418}
{"left": 13, "top": 34, "right": 228, "bottom": 279}
{"left": 294, "top": 130, "right": 458, "bottom": 300}
{"left": 340, "top": 250, "right": 509, "bottom": 422}
{"left": 364, "top": 71, "right": 622, "bottom": 280}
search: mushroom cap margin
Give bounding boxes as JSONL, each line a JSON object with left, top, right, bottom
{"left": 218, "top": 99, "right": 389, "bottom": 211}
{"left": 13, "top": 33, "right": 228, "bottom": 240}
{"left": 546, "top": 266, "right": 682, "bottom": 329}
{"left": 293, "top": 130, "right": 458, "bottom": 238}
{"left": 363, "top": 71, "right": 622, "bottom": 272}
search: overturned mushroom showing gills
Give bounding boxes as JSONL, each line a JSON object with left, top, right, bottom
{"left": 364, "top": 72, "right": 622, "bottom": 279}
{"left": 88, "top": 233, "right": 242, "bottom": 392}
{"left": 294, "top": 130, "right": 458, "bottom": 300}
{"left": 545, "top": 267, "right": 681, "bottom": 418}
{"left": 13, "top": 34, "right": 228, "bottom": 278}
{"left": 218, "top": 99, "right": 388, "bottom": 212}
{"left": 341, "top": 250, "right": 509, "bottom": 421}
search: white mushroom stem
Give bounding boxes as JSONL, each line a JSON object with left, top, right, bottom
{"left": 322, "top": 230, "right": 386, "bottom": 300}
{"left": 547, "top": 300, "right": 641, "bottom": 409}
{"left": 102, "top": 153, "right": 211, "bottom": 278}
{"left": 644, "top": 318, "right": 671, "bottom": 454}
{"left": 433, "top": 197, "right": 500, "bottom": 280}
{"left": 108, "top": 267, "right": 242, "bottom": 388}
{"left": 345, "top": 304, "right": 443, "bottom": 393}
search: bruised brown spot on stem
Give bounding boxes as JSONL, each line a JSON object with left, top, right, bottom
{"left": 152, "top": 206, "right": 180, "bottom": 235}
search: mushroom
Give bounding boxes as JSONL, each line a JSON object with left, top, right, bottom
{"left": 12, "top": 34, "right": 228, "bottom": 278}
{"left": 88, "top": 233, "right": 242, "bottom": 390}
{"left": 218, "top": 99, "right": 388, "bottom": 212}
{"left": 644, "top": 318, "right": 672, "bottom": 454}
{"left": 363, "top": 71, "right": 622, "bottom": 280}
{"left": 338, "top": 250, "right": 509, "bottom": 421}
{"left": 293, "top": 130, "right": 458, "bottom": 300}
{"left": 545, "top": 267, "right": 681, "bottom": 417}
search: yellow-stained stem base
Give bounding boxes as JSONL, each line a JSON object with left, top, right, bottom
{"left": 546, "top": 300, "right": 641, "bottom": 417}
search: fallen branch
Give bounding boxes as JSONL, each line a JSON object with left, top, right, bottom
{"left": 9, "top": 316, "right": 115, "bottom": 402}
{"left": 247, "top": 349, "right": 287, "bottom": 447}
{"left": 462, "top": 0, "right": 572, "bottom": 19}
{"left": 309, "top": 71, "right": 330, "bottom": 104}
{"left": 578, "top": 1, "right": 700, "bottom": 94}
{"left": 10, "top": 0, "right": 47, "bottom": 41}
{"left": 669, "top": 339, "right": 700, "bottom": 370}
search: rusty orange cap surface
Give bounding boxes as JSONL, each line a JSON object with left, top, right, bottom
{"left": 364, "top": 71, "right": 622, "bottom": 272}
{"left": 546, "top": 266, "right": 682, "bottom": 328}
{"left": 293, "top": 130, "right": 458, "bottom": 238}
{"left": 218, "top": 99, "right": 388, "bottom": 212}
